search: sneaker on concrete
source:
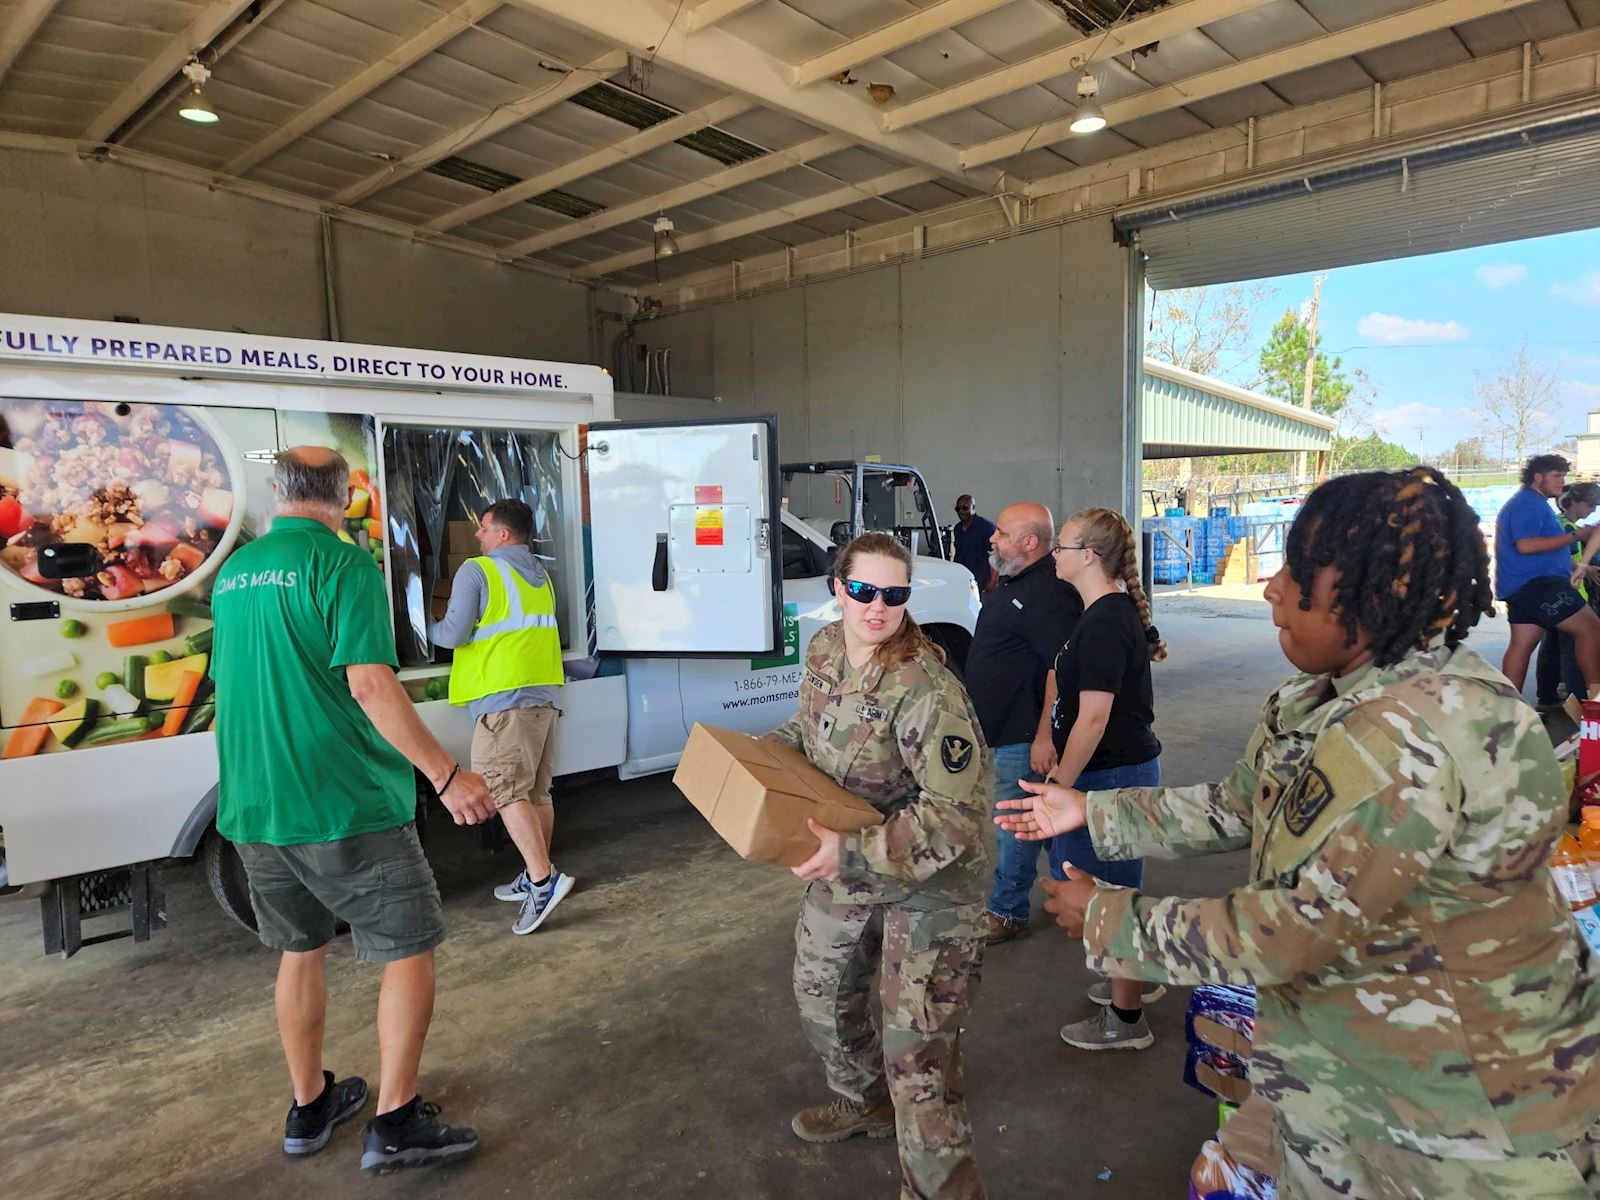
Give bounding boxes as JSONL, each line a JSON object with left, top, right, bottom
{"left": 791, "top": 1096, "right": 897, "bottom": 1144}
{"left": 359, "top": 1098, "right": 478, "bottom": 1175}
{"left": 1086, "top": 979, "right": 1168, "bottom": 1007}
{"left": 513, "top": 870, "right": 574, "bottom": 935}
{"left": 982, "top": 910, "right": 1029, "bottom": 946}
{"left": 283, "top": 1071, "right": 368, "bottom": 1157}
{"left": 1059, "top": 1006, "right": 1154, "bottom": 1052}
{"left": 493, "top": 869, "right": 531, "bottom": 902}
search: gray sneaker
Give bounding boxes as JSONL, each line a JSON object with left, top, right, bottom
{"left": 1086, "top": 978, "right": 1167, "bottom": 1007}
{"left": 1059, "top": 1006, "right": 1154, "bottom": 1051}
{"left": 513, "top": 871, "right": 575, "bottom": 935}
{"left": 493, "top": 869, "right": 531, "bottom": 902}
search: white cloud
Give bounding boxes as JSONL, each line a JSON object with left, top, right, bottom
{"left": 1371, "top": 402, "right": 1460, "bottom": 444}
{"left": 1552, "top": 271, "right": 1600, "bottom": 308}
{"left": 1476, "top": 263, "right": 1527, "bottom": 289}
{"left": 1569, "top": 381, "right": 1600, "bottom": 398}
{"left": 1356, "top": 313, "right": 1470, "bottom": 345}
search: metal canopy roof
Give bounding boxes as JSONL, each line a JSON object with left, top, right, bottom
{"left": 1, "top": 0, "right": 1593, "bottom": 291}
{"left": 1142, "top": 358, "right": 1337, "bottom": 457}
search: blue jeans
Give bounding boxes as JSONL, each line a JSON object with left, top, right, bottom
{"left": 1047, "top": 757, "right": 1162, "bottom": 889}
{"left": 986, "top": 742, "right": 1045, "bottom": 924}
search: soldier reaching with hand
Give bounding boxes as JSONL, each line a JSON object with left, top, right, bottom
{"left": 998, "top": 467, "right": 1600, "bottom": 1197}
{"left": 770, "top": 532, "right": 991, "bottom": 1200}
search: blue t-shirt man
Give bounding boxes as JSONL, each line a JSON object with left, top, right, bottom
{"left": 952, "top": 495, "right": 996, "bottom": 588}
{"left": 1496, "top": 487, "right": 1573, "bottom": 600}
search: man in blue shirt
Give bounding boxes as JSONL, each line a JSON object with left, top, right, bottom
{"left": 952, "top": 495, "right": 996, "bottom": 590}
{"left": 1495, "top": 454, "right": 1600, "bottom": 698}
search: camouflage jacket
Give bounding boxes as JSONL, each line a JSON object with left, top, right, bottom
{"left": 770, "top": 622, "right": 992, "bottom": 907}
{"left": 1082, "top": 640, "right": 1600, "bottom": 1157}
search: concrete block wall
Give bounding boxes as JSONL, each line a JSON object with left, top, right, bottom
{"left": 0, "top": 146, "right": 605, "bottom": 363}
{"left": 618, "top": 219, "right": 1132, "bottom": 527}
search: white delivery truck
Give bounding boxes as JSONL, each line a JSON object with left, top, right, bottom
{"left": 0, "top": 314, "right": 979, "bottom": 955}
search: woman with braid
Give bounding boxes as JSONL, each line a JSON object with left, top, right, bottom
{"left": 1040, "top": 508, "right": 1168, "bottom": 1052}
{"left": 999, "top": 469, "right": 1600, "bottom": 1197}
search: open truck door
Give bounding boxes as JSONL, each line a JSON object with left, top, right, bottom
{"left": 587, "top": 417, "right": 782, "bottom": 657}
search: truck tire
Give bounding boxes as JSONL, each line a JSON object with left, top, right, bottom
{"left": 201, "top": 829, "right": 258, "bottom": 933}
{"left": 927, "top": 624, "right": 972, "bottom": 680}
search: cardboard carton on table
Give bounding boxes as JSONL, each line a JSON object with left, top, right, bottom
{"left": 673, "top": 723, "right": 882, "bottom": 867}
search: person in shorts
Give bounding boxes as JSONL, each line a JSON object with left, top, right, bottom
{"left": 431, "top": 499, "right": 573, "bottom": 935}
{"left": 1495, "top": 453, "right": 1600, "bottom": 699}
{"left": 212, "top": 446, "right": 496, "bottom": 1175}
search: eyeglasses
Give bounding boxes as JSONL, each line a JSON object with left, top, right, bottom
{"left": 842, "top": 579, "right": 912, "bottom": 607}
{"left": 1051, "top": 543, "right": 1094, "bottom": 555}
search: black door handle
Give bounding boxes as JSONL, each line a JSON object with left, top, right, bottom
{"left": 652, "top": 533, "right": 669, "bottom": 591}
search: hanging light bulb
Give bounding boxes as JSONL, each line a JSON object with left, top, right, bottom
{"left": 178, "top": 59, "right": 219, "bottom": 124}
{"left": 1069, "top": 72, "right": 1106, "bottom": 135}
{"left": 653, "top": 214, "right": 680, "bottom": 258}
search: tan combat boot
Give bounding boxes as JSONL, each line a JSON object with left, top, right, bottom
{"left": 790, "top": 1096, "right": 897, "bottom": 1143}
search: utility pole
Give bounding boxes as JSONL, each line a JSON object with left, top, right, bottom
{"left": 1294, "top": 274, "right": 1325, "bottom": 489}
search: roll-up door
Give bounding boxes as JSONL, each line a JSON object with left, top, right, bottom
{"left": 1120, "top": 109, "right": 1600, "bottom": 292}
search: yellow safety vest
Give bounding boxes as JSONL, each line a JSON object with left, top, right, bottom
{"left": 448, "top": 555, "right": 563, "bottom": 705}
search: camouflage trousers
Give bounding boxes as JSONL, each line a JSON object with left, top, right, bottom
{"left": 1278, "top": 1121, "right": 1600, "bottom": 1199}
{"left": 793, "top": 881, "right": 986, "bottom": 1200}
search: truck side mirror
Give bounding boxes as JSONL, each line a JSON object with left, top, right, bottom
{"left": 829, "top": 520, "right": 851, "bottom": 547}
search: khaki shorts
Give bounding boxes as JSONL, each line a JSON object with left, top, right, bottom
{"left": 472, "top": 704, "right": 558, "bottom": 809}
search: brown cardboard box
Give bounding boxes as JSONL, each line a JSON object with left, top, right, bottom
{"left": 673, "top": 723, "right": 882, "bottom": 867}
{"left": 445, "top": 520, "right": 480, "bottom": 552}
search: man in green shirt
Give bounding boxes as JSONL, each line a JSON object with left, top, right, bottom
{"left": 213, "top": 445, "right": 494, "bottom": 1175}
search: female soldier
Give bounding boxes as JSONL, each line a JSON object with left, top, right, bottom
{"left": 771, "top": 532, "right": 991, "bottom": 1200}
{"left": 998, "top": 467, "right": 1600, "bottom": 1197}
{"left": 1042, "top": 508, "right": 1167, "bottom": 1052}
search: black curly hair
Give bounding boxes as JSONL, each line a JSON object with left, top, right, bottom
{"left": 1285, "top": 466, "right": 1494, "bottom": 666}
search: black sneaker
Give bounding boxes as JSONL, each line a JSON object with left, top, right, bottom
{"left": 283, "top": 1071, "right": 369, "bottom": 1156}
{"left": 359, "top": 1097, "right": 479, "bottom": 1175}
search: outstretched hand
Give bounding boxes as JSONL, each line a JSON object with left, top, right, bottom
{"left": 993, "top": 779, "right": 1088, "bottom": 840}
{"left": 1041, "top": 866, "right": 1096, "bottom": 937}
{"left": 792, "top": 819, "right": 843, "bottom": 882}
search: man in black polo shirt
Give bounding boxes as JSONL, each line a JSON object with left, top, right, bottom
{"left": 963, "top": 501, "right": 1082, "bottom": 944}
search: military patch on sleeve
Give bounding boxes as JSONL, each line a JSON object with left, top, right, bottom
{"left": 1283, "top": 766, "right": 1333, "bottom": 836}
{"left": 817, "top": 713, "right": 836, "bottom": 739}
{"left": 940, "top": 734, "right": 974, "bottom": 773}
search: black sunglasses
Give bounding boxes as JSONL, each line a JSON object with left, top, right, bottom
{"left": 842, "top": 579, "right": 912, "bottom": 607}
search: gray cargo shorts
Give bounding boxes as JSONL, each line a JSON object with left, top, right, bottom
{"left": 234, "top": 823, "right": 445, "bottom": 963}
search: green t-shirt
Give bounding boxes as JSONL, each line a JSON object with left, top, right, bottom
{"left": 211, "top": 517, "right": 413, "bottom": 845}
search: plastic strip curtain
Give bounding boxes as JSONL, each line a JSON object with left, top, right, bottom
{"left": 384, "top": 426, "right": 566, "bottom": 667}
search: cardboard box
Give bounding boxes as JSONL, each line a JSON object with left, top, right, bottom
{"left": 673, "top": 723, "right": 882, "bottom": 867}
{"left": 445, "top": 520, "right": 480, "bottom": 552}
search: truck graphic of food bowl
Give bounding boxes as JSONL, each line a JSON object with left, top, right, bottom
{"left": 0, "top": 400, "right": 246, "bottom": 613}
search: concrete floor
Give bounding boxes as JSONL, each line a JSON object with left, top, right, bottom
{"left": 0, "top": 593, "right": 1520, "bottom": 1200}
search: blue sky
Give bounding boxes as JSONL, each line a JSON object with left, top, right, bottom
{"left": 1170, "top": 227, "right": 1600, "bottom": 458}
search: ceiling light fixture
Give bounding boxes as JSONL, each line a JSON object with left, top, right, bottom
{"left": 653, "top": 214, "right": 680, "bottom": 258}
{"left": 177, "top": 59, "right": 219, "bottom": 124}
{"left": 1069, "top": 72, "right": 1106, "bottom": 135}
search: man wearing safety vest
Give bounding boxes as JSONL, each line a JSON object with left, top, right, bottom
{"left": 432, "top": 500, "right": 574, "bottom": 935}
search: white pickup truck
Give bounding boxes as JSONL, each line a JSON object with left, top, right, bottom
{"left": 0, "top": 314, "right": 979, "bottom": 954}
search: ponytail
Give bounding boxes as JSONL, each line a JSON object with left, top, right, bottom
{"left": 1069, "top": 508, "right": 1167, "bottom": 662}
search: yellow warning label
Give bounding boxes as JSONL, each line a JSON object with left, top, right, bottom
{"left": 695, "top": 507, "right": 724, "bottom": 546}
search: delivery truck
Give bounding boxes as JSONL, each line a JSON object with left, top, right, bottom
{"left": 0, "top": 314, "right": 979, "bottom": 955}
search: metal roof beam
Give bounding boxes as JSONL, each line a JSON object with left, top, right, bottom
{"left": 81, "top": 0, "right": 259, "bottom": 144}
{"left": 331, "top": 48, "right": 627, "bottom": 208}
{"left": 884, "top": 0, "right": 1273, "bottom": 132}
{"left": 962, "top": 0, "right": 1545, "bottom": 168}
{"left": 220, "top": 0, "right": 505, "bottom": 177}
{"left": 506, "top": 0, "right": 1007, "bottom": 192}
{"left": 0, "top": 0, "right": 60, "bottom": 85}
{"left": 682, "top": 0, "right": 764, "bottom": 33}
{"left": 425, "top": 93, "right": 748, "bottom": 232}
{"left": 505, "top": 131, "right": 850, "bottom": 257}
{"left": 793, "top": 0, "right": 1018, "bottom": 88}
{"left": 574, "top": 165, "right": 935, "bottom": 278}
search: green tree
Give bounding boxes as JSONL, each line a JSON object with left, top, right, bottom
{"left": 1257, "top": 309, "right": 1353, "bottom": 417}
{"left": 1334, "top": 433, "right": 1414, "bottom": 470}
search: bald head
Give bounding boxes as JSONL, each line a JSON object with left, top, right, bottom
{"left": 274, "top": 445, "right": 350, "bottom": 516}
{"left": 991, "top": 502, "right": 1055, "bottom": 574}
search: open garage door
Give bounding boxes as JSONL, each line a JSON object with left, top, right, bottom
{"left": 1121, "top": 109, "right": 1600, "bottom": 291}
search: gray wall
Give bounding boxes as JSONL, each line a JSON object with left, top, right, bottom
{"left": 0, "top": 147, "right": 603, "bottom": 361}
{"left": 620, "top": 221, "right": 1132, "bottom": 526}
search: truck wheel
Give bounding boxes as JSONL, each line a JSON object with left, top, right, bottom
{"left": 201, "top": 830, "right": 258, "bottom": 933}
{"left": 927, "top": 625, "right": 971, "bottom": 680}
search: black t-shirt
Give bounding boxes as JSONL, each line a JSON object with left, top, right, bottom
{"left": 1051, "top": 591, "right": 1161, "bottom": 772}
{"left": 964, "top": 556, "right": 1083, "bottom": 747}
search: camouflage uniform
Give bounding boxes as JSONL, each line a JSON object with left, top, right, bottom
{"left": 771, "top": 622, "right": 992, "bottom": 1200}
{"left": 1078, "top": 640, "right": 1600, "bottom": 1199}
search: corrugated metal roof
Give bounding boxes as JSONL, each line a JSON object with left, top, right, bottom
{"left": 1142, "top": 358, "right": 1336, "bottom": 458}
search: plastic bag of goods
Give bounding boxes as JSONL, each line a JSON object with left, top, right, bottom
{"left": 1189, "top": 1138, "right": 1276, "bottom": 1200}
